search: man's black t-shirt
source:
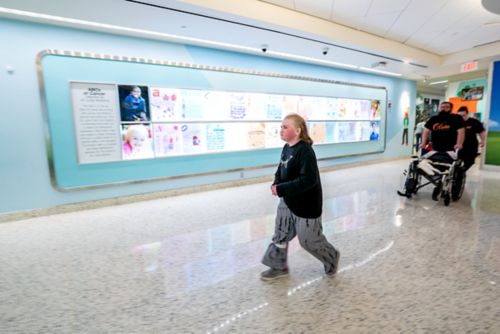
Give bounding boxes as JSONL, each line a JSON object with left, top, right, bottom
{"left": 462, "top": 117, "right": 485, "bottom": 153}
{"left": 425, "top": 112, "right": 465, "bottom": 152}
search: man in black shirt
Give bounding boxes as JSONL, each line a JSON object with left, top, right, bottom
{"left": 420, "top": 101, "right": 465, "bottom": 155}
{"left": 456, "top": 106, "right": 486, "bottom": 171}
{"left": 419, "top": 101, "right": 465, "bottom": 200}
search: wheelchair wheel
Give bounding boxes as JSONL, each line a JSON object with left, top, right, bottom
{"left": 404, "top": 177, "right": 418, "bottom": 196}
{"left": 452, "top": 169, "right": 466, "bottom": 201}
{"left": 398, "top": 162, "right": 419, "bottom": 198}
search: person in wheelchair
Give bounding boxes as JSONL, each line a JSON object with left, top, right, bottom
{"left": 398, "top": 102, "right": 465, "bottom": 205}
{"left": 420, "top": 102, "right": 465, "bottom": 155}
{"left": 420, "top": 101, "right": 465, "bottom": 200}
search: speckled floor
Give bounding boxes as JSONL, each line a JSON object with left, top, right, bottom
{"left": 0, "top": 160, "right": 499, "bottom": 334}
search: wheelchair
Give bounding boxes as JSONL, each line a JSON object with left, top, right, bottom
{"left": 397, "top": 150, "right": 466, "bottom": 206}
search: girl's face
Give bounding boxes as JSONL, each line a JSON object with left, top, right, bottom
{"left": 130, "top": 130, "right": 146, "bottom": 149}
{"left": 280, "top": 118, "right": 300, "bottom": 143}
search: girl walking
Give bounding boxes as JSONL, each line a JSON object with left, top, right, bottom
{"left": 261, "top": 113, "right": 340, "bottom": 280}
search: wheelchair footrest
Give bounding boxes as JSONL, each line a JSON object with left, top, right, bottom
{"left": 397, "top": 190, "right": 411, "bottom": 198}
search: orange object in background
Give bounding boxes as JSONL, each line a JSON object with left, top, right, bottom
{"left": 449, "top": 97, "right": 477, "bottom": 113}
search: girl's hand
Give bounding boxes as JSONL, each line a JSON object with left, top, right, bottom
{"left": 271, "top": 184, "right": 278, "bottom": 196}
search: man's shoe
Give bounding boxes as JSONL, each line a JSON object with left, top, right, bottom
{"left": 260, "top": 268, "right": 289, "bottom": 281}
{"left": 326, "top": 249, "right": 341, "bottom": 276}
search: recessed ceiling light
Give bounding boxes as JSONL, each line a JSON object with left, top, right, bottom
{"left": 428, "top": 80, "right": 448, "bottom": 85}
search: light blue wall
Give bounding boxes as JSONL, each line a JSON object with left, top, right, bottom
{"left": 0, "top": 18, "right": 416, "bottom": 214}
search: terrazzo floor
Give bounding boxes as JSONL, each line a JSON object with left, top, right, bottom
{"left": 0, "top": 159, "right": 499, "bottom": 333}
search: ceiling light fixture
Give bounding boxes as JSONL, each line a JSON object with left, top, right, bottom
{"left": 428, "top": 80, "right": 448, "bottom": 85}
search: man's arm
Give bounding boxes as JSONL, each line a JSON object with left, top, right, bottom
{"left": 454, "top": 128, "right": 465, "bottom": 150}
{"left": 419, "top": 128, "right": 431, "bottom": 149}
{"left": 479, "top": 130, "right": 486, "bottom": 147}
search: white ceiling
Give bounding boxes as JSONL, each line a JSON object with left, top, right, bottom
{"left": 261, "top": 0, "right": 500, "bottom": 55}
{"left": 1, "top": 0, "right": 499, "bottom": 86}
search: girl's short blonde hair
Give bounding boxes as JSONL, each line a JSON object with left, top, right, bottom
{"left": 284, "top": 113, "right": 313, "bottom": 145}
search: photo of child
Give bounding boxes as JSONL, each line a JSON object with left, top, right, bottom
{"left": 121, "top": 124, "right": 154, "bottom": 160}
{"left": 370, "top": 122, "right": 380, "bottom": 141}
{"left": 371, "top": 100, "right": 381, "bottom": 119}
{"left": 119, "top": 85, "right": 150, "bottom": 122}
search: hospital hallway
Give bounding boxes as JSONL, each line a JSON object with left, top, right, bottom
{"left": 1, "top": 159, "right": 499, "bottom": 334}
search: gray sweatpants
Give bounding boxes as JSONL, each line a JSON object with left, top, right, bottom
{"left": 262, "top": 199, "right": 339, "bottom": 273}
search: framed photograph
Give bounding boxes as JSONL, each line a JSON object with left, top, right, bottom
{"left": 461, "top": 86, "right": 484, "bottom": 101}
{"left": 121, "top": 123, "right": 154, "bottom": 160}
{"left": 118, "top": 85, "right": 150, "bottom": 122}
